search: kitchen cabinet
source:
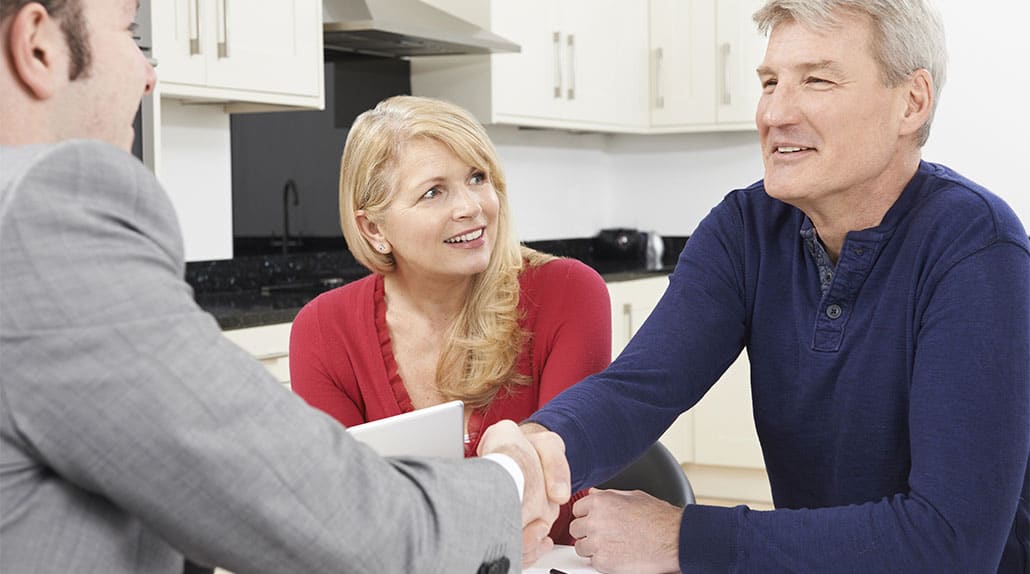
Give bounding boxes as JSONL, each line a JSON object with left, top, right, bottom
{"left": 606, "top": 276, "right": 772, "bottom": 507}
{"left": 691, "top": 350, "right": 763, "bottom": 469}
{"left": 489, "top": 0, "right": 649, "bottom": 129}
{"left": 687, "top": 349, "right": 772, "bottom": 506}
{"left": 411, "top": 0, "right": 649, "bottom": 132}
{"left": 140, "top": 1, "right": 324, "bottom": 260}
{"left": 649, "top": 0, "right": 767, "bottom": 131}
{"left": 606, "top": 276, "right": 695, "bottom": 464}
{"left": 412, "top": 0, "right": 765, "bottom": 134}
{"left": 222, "top": 322, "right": 292, "bottom": 387}
{"left": 607, "top": 275, "right": 669, "bottom": 359}
{"left": 151, "top": 0, "right": 323, "bottom": 110}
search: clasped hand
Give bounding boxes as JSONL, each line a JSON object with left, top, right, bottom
{"left": 477, "top": 420, "right": 570, "bottom": 565}
{"left": 569, "top": 488, "right": 682, "bottom": 574}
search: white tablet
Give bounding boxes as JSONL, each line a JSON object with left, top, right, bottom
{"left": 347, "top": 400, "right": 464, "bottom": 459}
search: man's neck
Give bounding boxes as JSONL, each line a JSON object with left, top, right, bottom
{"left": 803, "top": 152, "right": 921, "bottom": 263}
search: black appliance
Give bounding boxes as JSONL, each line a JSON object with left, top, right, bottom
{"left": 593, "top": 228, "right": 647, "bottom": 262}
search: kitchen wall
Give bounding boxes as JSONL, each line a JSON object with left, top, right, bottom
{"left": 487, "top": 0, "right": 1029, "bottom": 242}
{"left": 920, "top": 1, "right": 1028, "bottom": 221}
{"left": 231, "top": 56, "right": 410, "bottom": 240}
{"left": 490, "top": 127, "right": 763, "bottom": 241}
{"left": 160, "top": 100, "right": 233, "bottom": 261}
{"left": 165, "top": 1, "right": 1028, "bottom": 260}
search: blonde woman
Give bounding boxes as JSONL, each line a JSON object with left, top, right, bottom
{"left": 289, "top": 95, "right": 611, "bottom": 544}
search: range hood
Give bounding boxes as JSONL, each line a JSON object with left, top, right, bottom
{"left": 323, "top": 0, "right": 520, "bottom": 57}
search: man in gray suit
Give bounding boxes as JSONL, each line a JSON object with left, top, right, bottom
{"left": 0, "top": 1, "right": 570, "bottom": 572}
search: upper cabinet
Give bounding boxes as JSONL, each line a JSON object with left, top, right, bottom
{"left": 489, "top": 0, "right": 649, "bottom": 130}
{"left": 411, "top": 0, "right": 647, "bottom": 132}
{"left": 411, "top": 0, "right": 766, "bottom": 134}
{"left": 649, "top": 0, "right": 767, "bottom": 131}
{"left": 140, "top": 1, "right": 325, "bottom": 261}
{"left": 716, "top": 0, "right": 769, "bottom": 124}
{"left": 152, "top": 0, "right": 324, "bottom": 110}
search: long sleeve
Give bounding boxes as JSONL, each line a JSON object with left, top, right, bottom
{"left": 519, "top": 258, "right": 613, "bottom": 545}
{"left": 527, "top": 258, "right": 613, "bottom": 407}
{"left": 289, "top": 288, "right": 370, "bottom": 426}
{"left": 676, "top": 238, "right": 1030, "bottom": 573}
{"left": 532, "top": 164, "right": 1030, "bottom": 572}
{"left": 530, "top": 204, "right": 749, "bottom": 490}
{"left": 0, "top": 141, "right": 522, "bottom": 574}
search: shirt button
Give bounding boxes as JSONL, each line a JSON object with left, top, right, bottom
{"left": 826, "top": 304, "right": 843, "bottom": 319}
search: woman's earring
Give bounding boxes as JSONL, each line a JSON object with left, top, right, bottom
{"left": 377, "top": 243, "right": 387, "bottom": 253}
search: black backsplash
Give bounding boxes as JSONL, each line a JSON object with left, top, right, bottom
{"left": 229, "top": 54, "right": 411, "bottom": 254}
{"left": 186, "top": 236, "right": 687, "bottom": 330}
{"left": 211, "top": 55, "right": 688, "bottom": 329}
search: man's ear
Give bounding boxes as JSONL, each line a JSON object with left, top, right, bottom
{"left": 899, "top": 68, "right": 933, "bottom": 138}
{"left": 7, "top": 3, "right": 67, "bottom": 99}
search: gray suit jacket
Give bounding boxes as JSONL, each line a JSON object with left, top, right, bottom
{"left": 0, "top": 141, "right": 520, "bottom": 573}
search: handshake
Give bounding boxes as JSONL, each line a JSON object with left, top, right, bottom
{"left": 477, "top": 420, "right": 569, "bottom": 565}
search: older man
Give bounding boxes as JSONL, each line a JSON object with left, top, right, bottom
{"left": 0, "top": 1, "right": 568, "bottom": 572}
{"left": 523, "top": 0, "right": 1029, "bottom": 572}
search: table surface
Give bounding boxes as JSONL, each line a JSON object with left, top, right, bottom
{"left": 523, "top": 545, "right": 599, "bottom": 574}
{"left": 213, "top": 545, "right": 598, "bottom": 574}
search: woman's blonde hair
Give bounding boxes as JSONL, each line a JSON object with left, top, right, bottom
{"left": 339, "top": 95, "right": 554, "bottom": 409}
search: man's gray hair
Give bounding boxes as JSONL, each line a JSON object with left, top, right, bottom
{"left": 753, "top": 0, "right": 947, "bottom": 146}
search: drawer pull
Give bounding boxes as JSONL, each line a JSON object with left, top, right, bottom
{"left": 255, "top": 351, "right": 288, "bottom": 361}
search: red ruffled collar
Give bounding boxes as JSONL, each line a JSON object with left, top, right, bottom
{"left": 373, "top": 275, "right": 414, "bottom": 414}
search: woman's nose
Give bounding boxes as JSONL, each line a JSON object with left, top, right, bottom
{"left": 452, "top": 187, "right": 483, "bottom": 219}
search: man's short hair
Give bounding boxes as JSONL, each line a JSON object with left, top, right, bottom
{"left": 1, "top": 0, "right": 91, "bottom": 80}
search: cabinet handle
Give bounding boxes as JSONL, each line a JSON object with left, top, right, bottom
{"left": 566, "top": 33, "right": 576, "bottom": 100}
{"left": 552, "top": 31, "right": 562, "bottom": 99}
{"left": 255, "top": 351, "right": 289, "bottom": 361}
{"left": 720, "top": 42, "right": 732, "bottom": 105}
{"left": 217, "top": 0, "right": 230, "bottom": 58}
{"left": 653, "top": 47, "right": 665, "bottom": 109}
{"left": 188, "top": 0, "right": 201, "bottom": 55}
{"left": 622, "top": 303, "right": 633, "bottom": 342}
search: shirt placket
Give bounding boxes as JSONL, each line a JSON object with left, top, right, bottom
{"left": 808, "top": 234, "right": 881, "bottom": 352}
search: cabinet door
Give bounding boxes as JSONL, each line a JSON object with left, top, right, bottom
{"left": 490, "top": 0, "right": 564, "bottom": 122}
{"left": 649, "top": 0, "right": 716, "bottom": 126}
{"left": 715, "top": 0, "right": 767, "bottom": 124}
{"left": 205, "top": 0, "right": 322, "bottom": 97}
{"left": 691, "top": 350, "right": 765, "bottom": 468}
{"left": 222, "top": 323, "right": 292, "bottom": 386}
{"left": 607, "top": 276, "right": 670, "bottom": 360}
{"left": 607, "top": 276, "right": 694, "bottom": 464}
{"left": 559, "top": 0, "right": 648, "bottom": 127}
{"left": 151, "top": 0, "right": 207, "bottom": 86}
{"left": 491, "top": 0, "right": 647, "bottom": 129}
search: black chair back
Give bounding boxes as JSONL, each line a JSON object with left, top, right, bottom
{"left": 597, "top": 441, "right": 695, "bottom": 507}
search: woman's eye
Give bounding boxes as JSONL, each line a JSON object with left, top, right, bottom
{"left": 421, "top": 187, "right": 441, "bottom": 200}
{"left": 469, "top": 171, "right": 487, "bottom": 185}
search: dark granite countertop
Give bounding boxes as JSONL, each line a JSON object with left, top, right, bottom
{"left": 188, "top": 236, "right": 685, "bottom": 330}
